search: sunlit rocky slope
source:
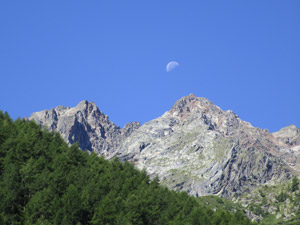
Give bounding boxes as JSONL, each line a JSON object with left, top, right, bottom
{"left": 29, "top": 94, "right": 300, "bottom": 198}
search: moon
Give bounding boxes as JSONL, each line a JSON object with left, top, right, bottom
{"left": 166, "top": 61, "right": 179, "bottom": 72}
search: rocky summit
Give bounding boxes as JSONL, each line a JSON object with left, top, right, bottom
{"left": 29, "top": 100, "right": 140, "bottom": 157}
{"left": 29, "top": 94, "right": 300, "bottom": 199}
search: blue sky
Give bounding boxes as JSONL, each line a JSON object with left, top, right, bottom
{"left": 0, "top": 1, "right": 299, "bottom": 132}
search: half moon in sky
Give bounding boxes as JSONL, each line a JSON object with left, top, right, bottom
{"left": 166, "top": 61, "right": 179, "bottom": 72}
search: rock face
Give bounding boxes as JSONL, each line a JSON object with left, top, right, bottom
{"left": 29, "top": 95, "right": 300, "bottom": 199}
{"left": 116, "top": 94, "right": 300, "bottom": 198}
{"left": 29, "top": 100, "right": 140, "bottom": 157}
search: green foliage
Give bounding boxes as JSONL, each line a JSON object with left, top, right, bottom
{"left": 196, "top": 195, "right": 245, "bottom": 215}
{"left": 291, "top": 176, "right": 299, "bottom": 192}
{"left": 259, "top": 189, "right": 266, "bottom": 198}
{"left": 237, "top": 175, "right": 300, "bottom": 225}
{"left": 0, "top": 111, "right": 254, "bottom": 225}
{"left": 275, "top": 191, "right": 288, "bottom": 203}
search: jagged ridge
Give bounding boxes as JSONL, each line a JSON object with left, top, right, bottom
{"left": 29, "top": 94, "right": 300, "bottom": 199}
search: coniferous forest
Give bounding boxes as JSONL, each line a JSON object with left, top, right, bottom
{"left": 0, "top": 111, "right": 255, "bottom": 225}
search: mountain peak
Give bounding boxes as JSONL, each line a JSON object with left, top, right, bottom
{"left": 273, "top": 124, "right": 300, "bottom": 146}
{"left": 117, "top": 94, "right": 300, "bottom": 198}
{"left": 170, "top": 94, "right": 214, "bottom": 117}
{"left": 29, "top": 100, "right": 140, "bottom": 155}
{"left": 75, "top": 100, "right": 97, "bottom": 112}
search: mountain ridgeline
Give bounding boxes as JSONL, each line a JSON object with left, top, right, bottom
{"left": 29, "top": 94, "right": 300, "bottom": 200}
{"left": 0, "top": 111, "right": 254, "bottom": 224}
{"left": 29, "top": 100, "right": 140, "bottom": 157}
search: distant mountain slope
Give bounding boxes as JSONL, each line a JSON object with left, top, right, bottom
{"left": 29, "top": 100, "right": 140, "bottom": 157}
{"left": 29, "top": 94, "right": 300, "bottom": 199}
